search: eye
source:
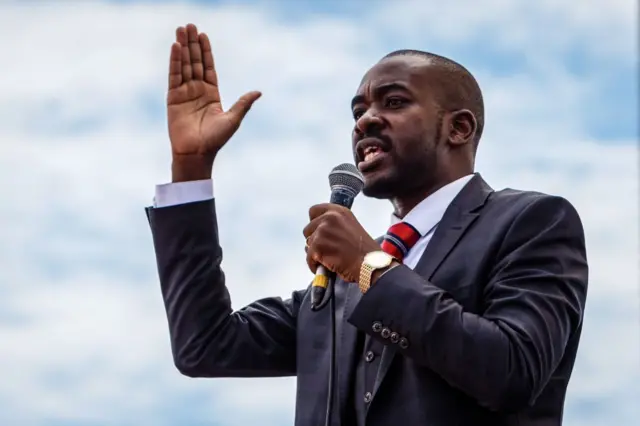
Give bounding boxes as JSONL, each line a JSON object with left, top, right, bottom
{"left": 352, "top": 109, "right": 365, "bottom": 120}
{"left": 385, "top": 96, "right": 406, "bottom": 109}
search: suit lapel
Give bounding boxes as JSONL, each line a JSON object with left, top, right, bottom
{"left": 334, "top": 278, "right": 362, "bottom": 419}
{"left": 371, "top": 173, "right": 493, "bottom": 398}
{"left": 335, "top": 236, "right": 386, "bottom": 417}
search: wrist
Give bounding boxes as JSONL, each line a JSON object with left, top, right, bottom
{"left": 171, "top": 154, "right": 215, "bottom": 182}
{"left": 357, "top": 250, "right": 398, "bottom": 293}
{"left": 371, "top": 260, "right": 400, "bottom": 285}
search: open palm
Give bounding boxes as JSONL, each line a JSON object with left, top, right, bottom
{"left": 167, "top": 24, "right": 261, "bottom": 158}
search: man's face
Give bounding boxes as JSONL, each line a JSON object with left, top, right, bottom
{"left": 351, "top": 56, "right": 443, "bottom": 199}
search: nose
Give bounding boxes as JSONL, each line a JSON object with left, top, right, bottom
{"left": 355, "top": 110, "right": 385, "bottom": 136}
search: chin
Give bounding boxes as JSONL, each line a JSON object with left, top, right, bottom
{"left": 361, "top": 174, "right": 398, "bottom": 200}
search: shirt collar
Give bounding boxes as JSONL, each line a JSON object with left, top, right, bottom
{"left": 390, "top": 174, "right": 475, "bottom": 236}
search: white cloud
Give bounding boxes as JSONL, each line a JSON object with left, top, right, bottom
{"left": 0, "top": 1, "right": 637, "bottom": 425}
{"left": 374, "top": 0, "right": 636, "bottom": 59}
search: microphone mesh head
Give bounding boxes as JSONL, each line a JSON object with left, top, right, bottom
{"left": 328, "top": 163, "right": 364, "bottom": 194}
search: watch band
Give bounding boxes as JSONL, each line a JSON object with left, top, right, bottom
{"left": 358, "top": 263, "right": 375, "bottom": 293}
{"left": 358, "top": 252, "right": 395, "bottom": 294}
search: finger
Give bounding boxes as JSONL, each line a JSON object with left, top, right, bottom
{"left": 176, "top": 26, "right": 192, "bottom": 82}
{"left": 302, "top": 215, "right": 324, "bottom": 239}
{"left": 168, "top": 42, "right": 182, "bottom": 89}
{"left": 309, "top": 203, "right": 335, "bottom": 220}
{"left": 306, "top": 248, "right": 321, "bottom": 274}
{"left": 226, "top": 91, "right": 262, "bottom": 125}
{"left": 199, "top": 33, "right": 218, "bottom": 86}
{"left": 186, "top": 23, "right": 203, "bottom": 80}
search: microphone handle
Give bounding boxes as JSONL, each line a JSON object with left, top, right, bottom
{"left": 310, "top": 186, "right": 356, "bottom": 311}
{"left": 311, "top": 265, "right": 334, "bottom": 310}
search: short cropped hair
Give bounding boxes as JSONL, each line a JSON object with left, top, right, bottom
{"left": 383, "top": 49, "right": 485, "bottom": 146}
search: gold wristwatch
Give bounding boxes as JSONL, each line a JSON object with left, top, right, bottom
{"left": 358, "top": 251, "right": 395, "bottom": 293}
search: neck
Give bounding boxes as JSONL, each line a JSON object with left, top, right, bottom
{"left": 391, "top": 170, "right": 472, "bottom": 218}
{"left": 391, "top": 192, "right": 431, "bottom": 219}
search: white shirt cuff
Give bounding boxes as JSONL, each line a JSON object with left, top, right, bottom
{"left": 153, "top": 179, "right": 214, "bottom": 208}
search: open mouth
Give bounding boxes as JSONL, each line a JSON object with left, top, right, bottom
{"left": 358, "top": 146, "right": 389, "bottom": 173}
{"left": 357, "top": 138, "right": 390, "bottom": 172}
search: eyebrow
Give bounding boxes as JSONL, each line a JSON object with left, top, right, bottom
{"left": 350, "top": 82, "right": 411, "bottom": 109}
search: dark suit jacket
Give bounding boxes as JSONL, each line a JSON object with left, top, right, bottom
{"left": 146, "top": 174, "right": 588, "bottom": 426}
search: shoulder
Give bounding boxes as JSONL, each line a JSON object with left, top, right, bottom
{"left": 486, "top": 187, "right": 585, "bottom": 242}
{"left": 488, "top": 188, "right": 581, "bottom": 221}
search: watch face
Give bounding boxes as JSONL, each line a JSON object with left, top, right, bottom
{"left": 365, "top": 251, "right": 392, "bottom": 268}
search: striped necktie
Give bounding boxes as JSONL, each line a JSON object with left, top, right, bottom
{"left": 380, "top": 222, "right": 422, "bottom": 263}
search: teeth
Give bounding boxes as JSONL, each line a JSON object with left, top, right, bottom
{"left": 363, "top": 146, "right": 381, "bottom": 161}
{"left": 364, "top": 151, "right": 380, "bottom": 162}
{"left": 364, "top": 146, "right": 379, "bottom": 155}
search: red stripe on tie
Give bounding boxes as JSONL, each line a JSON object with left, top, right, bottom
{"left": 380, "top": 222, "right": 421, "bottom": 263}
{"left": 381, "top": 238, "right": 404, "bottom": 260}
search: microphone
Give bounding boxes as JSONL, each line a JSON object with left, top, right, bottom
{"left": 311, "top": 163, "right": 365, "bottom": 310}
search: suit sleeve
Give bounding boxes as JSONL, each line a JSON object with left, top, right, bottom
{"left": 146, "top": 199, "right": 305, "bottom": 378}
{"left": 347, "top": 195, "right": 588, "bottom": 411}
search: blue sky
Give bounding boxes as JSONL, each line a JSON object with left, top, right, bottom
{"left": 0, "top": 0, "right": 637, "bottom": 425}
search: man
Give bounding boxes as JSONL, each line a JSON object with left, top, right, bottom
{"left": 146, "top": 23, "right": 588, "bottom": 426}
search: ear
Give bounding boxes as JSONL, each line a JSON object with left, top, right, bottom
{"left": 447, "top": 109, "right": 477, "bottom": 147}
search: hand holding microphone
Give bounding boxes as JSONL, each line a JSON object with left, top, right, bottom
{"left": 166, "top": 23, "right": 261, "bottom": 183}
{"left": 303, "top": 164, "right": 381, "bottom": 308}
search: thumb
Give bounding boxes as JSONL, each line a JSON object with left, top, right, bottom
{"left": 226, "top": 91, "right": 262, "bottom": 126}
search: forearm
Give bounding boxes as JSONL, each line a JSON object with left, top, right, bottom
{"left": 350, "top": 266, "right": 534, "bottom": 410}
{"left": 146, "top": 199, "right": 299, "bottom": 378}
{"left": 349, "top": 266, "right": 586, "bottom": 411}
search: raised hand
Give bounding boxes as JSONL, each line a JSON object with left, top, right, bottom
{"left": 166, "top": 24, "right": 261, "bottom": 181}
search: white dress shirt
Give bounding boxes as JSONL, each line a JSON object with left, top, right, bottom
{"left": 153, "top": 174, "right": 474, "bottom": 269}
{"left": 389, "top": 174, "right": 474, "bottom": 269}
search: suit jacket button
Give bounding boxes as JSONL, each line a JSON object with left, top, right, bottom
{"left": 399, "top": 337, "right": 409, "bottom": 349}
{"left": 390, "top": 332, "right": 399, "bottom": 343}
{"left": 372, "top": 322, "right": 382, "bottom": 332}
{"left": 381, "top": 327, "right": 391, "bottom": 338}
{"left": 365, "top": 351, "right": 375, "bottom": 362}
{"left": 364, "top": 392, "right": 372, "bottom": 403}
